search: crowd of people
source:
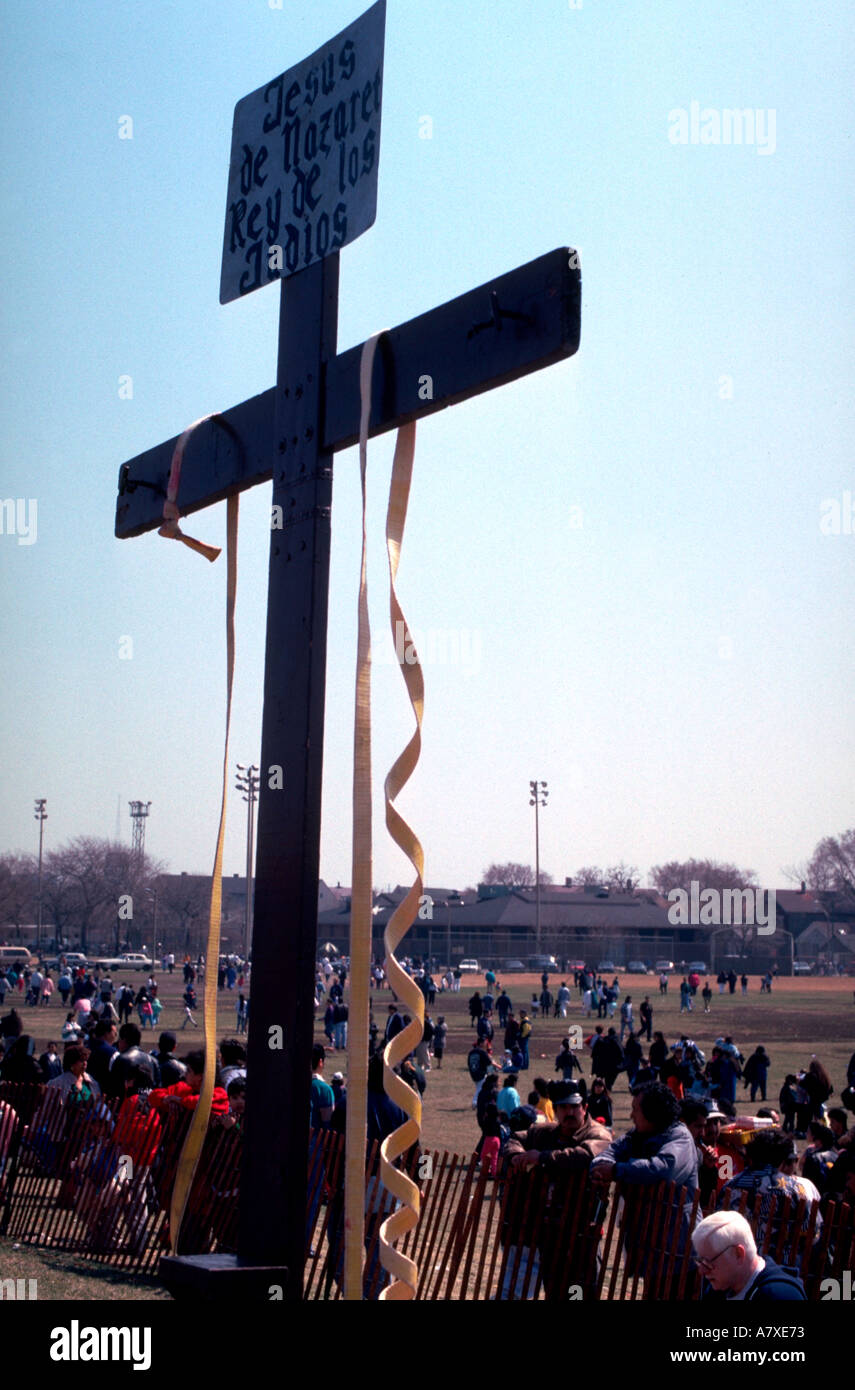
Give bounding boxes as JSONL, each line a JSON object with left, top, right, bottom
{"left": 481, "top": 1069, "right": 855, "bottom": 1299}
{"left": 305, "top": 954, "right": 855, "bottom": 1298}
{"left": 0, "top": 1016, "right": 247, "bottom": 1252}
{"left": 1, "top": 947, "right": 853, "bottom": 1299}
{"left": 0, "top": 953, "right": 210, "bottom": 1022}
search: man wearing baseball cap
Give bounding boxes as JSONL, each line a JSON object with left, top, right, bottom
{"left": 500, "top": 1081, "right": 611, "bottom": 1300}
{"left": 506, "top": 1082, "right": 611, "bottom": 1174}
{"left": 681, "top": 1098, "right": 727, "bottom": 1205}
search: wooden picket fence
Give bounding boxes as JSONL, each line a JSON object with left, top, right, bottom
{"left": 1, "top": 1083, "right": 853, "bottom": 1299}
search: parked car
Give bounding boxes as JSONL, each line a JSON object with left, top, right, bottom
{"left": 528, "top": 955, "right": 558, "bottom": 971}
{"left": 627, "top": 960, "right": 649, "bottom": 973}
{"left": 458, "top": 959, "right": 480, "bottom": 973}
{"left": 93, "top": 952, "right": 153, "bottom": 973}
{"left": 567, "top": 959, "right": 586, "bottom": 971}
{"left": 654, "top": 959, "right": 674, "bottom": 973}
{"left": 501, "top": 959, "right": 526, "bottom": 972}
{"left": 44, "top": 952, "right": 89, "bottom": 971}
{"left": 792, "top": 960, "right": 813, "bottom": 975}
{"left": 688, "top": 960, "right": 708, "bottom": 973}
{"left": 596, "top": 960, "right": 618, "bottom": 973}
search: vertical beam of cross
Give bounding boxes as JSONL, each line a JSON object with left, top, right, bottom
{"left": 237, "top": 255, "right": 339, "bottom": 1289}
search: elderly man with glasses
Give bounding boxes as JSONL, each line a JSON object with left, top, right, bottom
{"left": 691, "top": 1211, "right": 806, "bottom": 1301}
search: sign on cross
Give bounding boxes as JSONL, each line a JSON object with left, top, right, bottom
{"left": 114, "top": 1, "right": 580, "bottom": 1301}
{"left": 220, "top": 0, "right": 386, "bottom": 303}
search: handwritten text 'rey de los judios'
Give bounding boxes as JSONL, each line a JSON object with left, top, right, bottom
{"left": 227, "top": 36, "right": 381, "bottom": 295}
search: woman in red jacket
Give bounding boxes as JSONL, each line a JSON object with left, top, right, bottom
{"left": 148, "top": 1050, "right": 232, "bottom": 1254}
{"left": 85, "top": 1062, "right": 164, "bottom": 1255}
{"left": 148, "top": 1050, "right": 229, "bottom": 1116}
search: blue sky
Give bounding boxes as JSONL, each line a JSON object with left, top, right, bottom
{"left": 1, "top": 0, "right": 852, "bottom": 895}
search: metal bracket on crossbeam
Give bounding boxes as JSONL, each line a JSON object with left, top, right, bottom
{"left": 467, "top": 290, "right": 534, "bottom": 340}
{"left": 118, "top": 465, "right": 165, "bottom": 499}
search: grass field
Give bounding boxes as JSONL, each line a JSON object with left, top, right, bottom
{"left": 7, "top": 967, "right": 854, "bottom": 1155}
{"left": 2, "top": 966, "right": 852, "bottom": 1299}
{"left": 363, "top": 971, "right": 855, "bottom": 1154}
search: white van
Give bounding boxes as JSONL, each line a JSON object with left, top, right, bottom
{"left": 0, "top": 946, "right": 33, "bottom": 967}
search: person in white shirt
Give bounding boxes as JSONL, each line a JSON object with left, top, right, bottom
{"left": 61, "top": 1013, "right": 82, "bottom": 1043}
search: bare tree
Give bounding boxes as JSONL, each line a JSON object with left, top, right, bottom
{"left": 805, "top": 830, "right": 855, "bottom": 897}
{"left": 649, "top": 858, "right": 758, "bottom": 896}
{"left": 603, "top": 862, "right": 641, "bottom": 892}
{"left": 40, "top": 859, "right": 78, "bottom": 948}
{"left": 41, "top": 838, "right": 163, "bottom": 953}
{"left": 42, "top": 841, "right": 105, "bottom": 953}
{"left": 781, "top": 860, "right": 811, "bottom": 889}
{"left": 571, "top": 865, "right": 605, "bottom": 888}
{"left": 781, "top": 830, "right": 855, "bottom": 961}
{"left": 481, "top": 862, "right": 552, "bottom": 888}
{"left": 103, "top": 845, "right": 165, "bottom": 951}
{"left": 158, "top": 874, "right": 211, "bottom": 953}
{"left": 0, "top": 853, "right": 36, "bottom": 938}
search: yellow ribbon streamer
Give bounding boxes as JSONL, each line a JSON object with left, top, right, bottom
{"left": 347, "top": 334, "right": 424, "bottom": 1300}
{"left": 163, "top": 490, "right": 238, "bottom": 1252}
{"left": 378, "top": 422, "right": 424, "bottom": 1300}
{"left": 344, "top": 332, "right": 386, "bottom": 1300}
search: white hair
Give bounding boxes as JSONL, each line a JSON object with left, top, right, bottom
{"left": 692, "top": 1210, "right": 757, "bottom": 1258}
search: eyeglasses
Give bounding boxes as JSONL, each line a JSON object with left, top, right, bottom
{"left": 694, "top": 1243, "right": 736, "bottom": 1272}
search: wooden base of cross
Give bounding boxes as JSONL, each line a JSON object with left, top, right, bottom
{"left": 159, "top": 1254, "right": 289, "bottom": 1301}
{"left": 115, "top": 246, "right": 580, "bottom": 1298}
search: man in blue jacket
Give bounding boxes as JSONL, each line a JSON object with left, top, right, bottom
{"left": 590, "top": 1081, "right": 698, "bottom": 1192}
{"left": 590, "top": 1081, "right": 698, "bottom": 1295}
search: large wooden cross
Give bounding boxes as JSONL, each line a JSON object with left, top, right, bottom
{"left": 113, "top": 5, "right": 580, "bottom": 1301}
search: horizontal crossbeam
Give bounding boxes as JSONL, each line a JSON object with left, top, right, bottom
{"left": 114, "top": 246, "right": 580, "bottom": 538}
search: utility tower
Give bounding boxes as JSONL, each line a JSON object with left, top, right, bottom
{"left": 129, "top": 800, "right": 152, "bottom": 858}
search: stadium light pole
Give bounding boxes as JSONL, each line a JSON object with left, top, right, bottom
{"left": 777, "top": 926, "right": 794, "bottom": 976}
{"left": 529, "top": 780, "right": 548, "bottom": 955}
{"left": 235, "top": 763, "right": 259, "bottom": 961}
{"left": 709, "top": 926, "right": 728, "bottom": 975}
{"left": 34, "top": 799, "right": 47, "bottom": 953}
{"left": 143, "top": 885, "right": 159, "bottom": 958}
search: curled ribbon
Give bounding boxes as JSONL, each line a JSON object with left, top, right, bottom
{"left": 343, "top": 334, "right": 384, "bottom": 1301}
{"left": 158, "top": 415, "right": 224, "bottom": 562}
{"left": 377, "top": 419, "right": 424, "bottom": 1300}
{"left": 347, "top": 334, "right": 424, "bottom": 1300}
